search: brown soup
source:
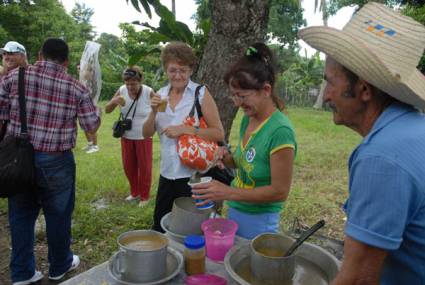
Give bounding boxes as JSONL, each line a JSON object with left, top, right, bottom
{"left": 256, "top": 247, "right": 285, "bottom": 257}
{"left": 121, "top": 234, "right": 167, "bottom": 251}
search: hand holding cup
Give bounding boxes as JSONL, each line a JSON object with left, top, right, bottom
{"left": 188, "top": 176, "right": 215, "bottom": 210}
{"left": 151, "top": 93, "right": 167, "bottom": 113}
{"left": 114, "top": 95, "right": 125, "bottom": 106}
{"left": 157, "top": 99, "right": 168, "bottom": 112}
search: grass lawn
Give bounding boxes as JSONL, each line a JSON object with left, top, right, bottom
{"left": 0, "top": 105, "right": 361, "bottom": 272}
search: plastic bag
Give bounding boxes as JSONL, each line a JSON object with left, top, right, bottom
{"left": 79, "top": 41, "right": 102, "bottom": 105}
{"left": 177, "top": 115, "right": 218, "bottom": 172}
{"left": 177, "top": 85, "right": 218, "bottom": 172}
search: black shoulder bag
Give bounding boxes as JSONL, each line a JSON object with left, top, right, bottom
{"left": 0, "top": 67, "right": 35, "bottom": 198}
{"left": 112, "top": 93, "right": 139, "bottom": 138}
{"left": 193, "top": 85, "right": 235, "bottom": 185}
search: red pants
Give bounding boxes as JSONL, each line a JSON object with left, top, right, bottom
{"left": 121, "top": 137, "right": 153, "bottom": 201}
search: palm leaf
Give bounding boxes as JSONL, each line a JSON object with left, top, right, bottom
{"left": 130, "top": 0, "right": 141, "bottom": 12}
{"left": 138, "top": 0, "right": 152, "bottom": 19}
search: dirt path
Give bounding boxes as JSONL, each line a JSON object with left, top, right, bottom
{"left": 0, "top": 208, "right": 11, "bottom": 284}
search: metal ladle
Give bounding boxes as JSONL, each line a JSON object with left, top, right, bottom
{"left": 284, "top": 219, "right": 326, "bottom": 257}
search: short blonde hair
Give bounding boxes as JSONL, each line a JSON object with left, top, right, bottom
{"left": 161, "top": 42, "right": 197, "bottom": 69}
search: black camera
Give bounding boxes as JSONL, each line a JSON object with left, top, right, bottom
{"left": 120, "top": 118, "right": 132, "bottom": 130}
{"left": 112, "top": 118, "right": 132, "bottom": 138}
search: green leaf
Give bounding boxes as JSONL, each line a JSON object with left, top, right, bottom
{"left": 130, "top": 0, "right": 141, "bottom": 13}
{"left": 128, "top": 52, "right": 144, "bottom": 66}
{"left": 128, "top": 0, "right": 195, "bottom": 46}
{"left": 128, "top": 46, "right": 161, "bottom": 66}
{"left": 175, "top": 21, "right": 194, "bottom": 45}
{"left": 138, "top": 0, "right": 152, "bottom": 19}
{"left": 199, "top": 18, "right": 211, "bottom": 35}
{"left": 146, "top": 32, "right": 169, "bottom": 44}
{"left": 150, "top": 0, "right": 176, "bottom": 26}
{"left": 157, "top": 19, "right": 178, "bottom": 39}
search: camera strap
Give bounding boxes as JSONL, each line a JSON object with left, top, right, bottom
{"left": 122, "top": 88, "right": 141, "bottom": 120}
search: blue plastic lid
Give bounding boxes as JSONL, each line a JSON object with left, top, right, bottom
{"left": 184, "top": 235, "right": 205, "bottom": 249}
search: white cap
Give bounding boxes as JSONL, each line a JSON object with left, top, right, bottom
{"left": 0, "top": 41, "right": 26, "bottom": 55}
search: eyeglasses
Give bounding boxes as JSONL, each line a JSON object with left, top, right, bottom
{"left": 167, "top": 67, "right": 191, "bottom": 76}
{"left": 230, "top": 90, "right": 257, "bottom": 102}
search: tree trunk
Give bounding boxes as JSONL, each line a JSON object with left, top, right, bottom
{"left": 195, "top": 0, "right": 270, "bottom": 140}
{"left": 313, "top": 81, "right": 326, "bottom": 109}
{"left": 313, "top": 0, "right": 328, "bottom": 109}
{"left": 171, "top": 0, "right": 176, "bottom": 15}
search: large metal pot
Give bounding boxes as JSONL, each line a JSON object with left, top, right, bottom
{"left": 250, "top": 233, "right": 296, "bottom": 283}
{"left": 169, "top": 197, "right": 212, "bottom": 235}
{"left": 112, "top": 230, "right": 168, "bottom": 283}
{"left": 224, "top": 234, "right": 341, "bottom": 285}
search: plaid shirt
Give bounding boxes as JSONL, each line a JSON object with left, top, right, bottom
{"left": 0, "top": 61, "right": 100, "bottom": 152}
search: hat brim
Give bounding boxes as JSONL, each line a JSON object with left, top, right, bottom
{"left": 299, "top": 26, "right": 425, "bottom": 109}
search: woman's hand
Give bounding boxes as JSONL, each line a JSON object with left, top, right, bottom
{"left": 111, "top": 95, "right": 125, "bottom": 106}
{"left": 215, "top": 146, "right": 231, "bottom": 169}
{"left": 161, "top": 124, "right": 191, "bottom": 138}
{"left": 214, "top": 145, "right": 236, "bottom": 169}
{"left": 105, "top": 90, "right": 123, "bottom": 113}
{"left": 150, "top": 93, "right": 162, "bottom": 113}
{"left": 191, "top": 179, "right": 232, "bottom": 203}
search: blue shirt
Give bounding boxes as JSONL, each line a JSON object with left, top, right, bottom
{"left": 344, "top": 103, "right": 425, "bottom": 284}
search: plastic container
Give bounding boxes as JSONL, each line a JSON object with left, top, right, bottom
{"left": 188, "top": 176, "right": 215, "bottom": 210}
{"left": 201, "top": 218, "right": 238, "bottom": 262}
{"left": 184, "top": 235, "right": 206, "bottom": 275}
{"left": 185, "top": 273, "right": 227, "bottom": 285}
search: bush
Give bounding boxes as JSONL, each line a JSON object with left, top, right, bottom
{"left": 101, "top": 82, "right": 122, "bottom": 101}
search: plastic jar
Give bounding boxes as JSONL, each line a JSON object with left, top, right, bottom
{"left": 184, "top": 235, "right": 206, "bottom": 275}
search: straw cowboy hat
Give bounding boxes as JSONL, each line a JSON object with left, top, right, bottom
{"left": 299, "top": 2, "right": 425, "bottom": 109}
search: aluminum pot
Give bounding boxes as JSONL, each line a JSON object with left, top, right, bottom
{"left": 112, "top": 230, "right": 168, "bottom": 283}
{"left": 250, "top": 233, "right": 296, "bottom": 284}
{"left": 169, "top": 197, "right": 212, "bottom": 236}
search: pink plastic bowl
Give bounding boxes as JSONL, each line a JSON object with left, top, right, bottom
{"left": 201, "top": 218, "right": 238, "bottom": 262}
{"left": 185, "top": 274, "right": 227, "bottom": 285}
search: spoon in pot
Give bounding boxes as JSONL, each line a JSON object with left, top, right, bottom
{"left": 284, "top": 219, "right": 326, "bottom": 257}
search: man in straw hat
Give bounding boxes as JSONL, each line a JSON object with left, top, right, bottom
{"left": 299, "top": 2, "right": 425, "bottom": 284}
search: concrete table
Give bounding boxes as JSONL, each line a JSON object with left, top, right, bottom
{"left": 60, "top": 238, "right": 246, "bottom": 285}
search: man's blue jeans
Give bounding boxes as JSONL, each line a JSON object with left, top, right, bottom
{"left": 8, "top": 151, "right": 75, "bottom": 283}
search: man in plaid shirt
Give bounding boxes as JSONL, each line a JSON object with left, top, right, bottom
{"left": 0, "top": 38, "right": 100, "bottom": 285}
